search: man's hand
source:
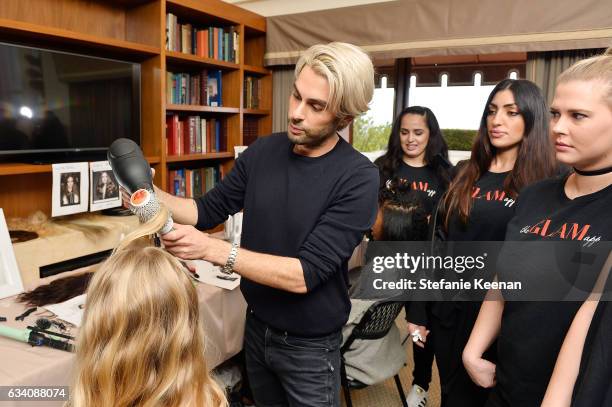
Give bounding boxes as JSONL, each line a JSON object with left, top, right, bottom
{"left": 463, "top": 351, "right": 497, "bottom": 388}
{"left": 161, "top": 223, "right": 212, "bottom": 260}
{"left": 407, "top": 322, "right": 430, "bottom": 348}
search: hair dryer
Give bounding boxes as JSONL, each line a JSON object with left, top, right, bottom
{"left": 108, "top": 138, "right": 173, "bottom": 234}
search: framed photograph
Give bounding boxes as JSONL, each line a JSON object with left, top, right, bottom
{"left": 90, "top": 161, "right": 121, "bottom": 212}
{"left": 52, "top": 162, "right": 89, "bottom": 217}
{"left": 0, "top": 209, "right": 24, "bottom": 299}
{"left": 234, "top": 145, "right": 247, "bottom": 159}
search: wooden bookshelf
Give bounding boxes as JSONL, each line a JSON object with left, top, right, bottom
{"left": 166, "top": 50, "right": 240, "bottom": 70}
{"left": 166, "top": 152, "right": 233, "bottom": 163}
{"left": 0, "top": 0, "right": 272, "bottom": 218}
{"left": 0, "top": 18, "right": 161, "bottom": 58}
{"left": 0, "top": 157, "right": 161, "bottom": 177}
{"left": 167, "top": 104, "right": 240, "bottom": 114}
{"left": 243, "top": 109, "right": 271, "bottom": 116}
{"left": 0, "top": 163, "right": 53, "bottom": 176}
{"left": 244, "top": 64, "right": 271, "bottom": 75}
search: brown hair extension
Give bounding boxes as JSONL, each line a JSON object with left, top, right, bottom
{"left": 17, "top": 272, "right": 94, "bottom": 307}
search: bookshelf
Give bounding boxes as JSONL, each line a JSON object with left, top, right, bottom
{"left": 0, "top": 0, "right": 272, "bottom": 218}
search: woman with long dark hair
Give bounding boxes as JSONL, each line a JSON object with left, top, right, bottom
{"left": 375, "top": 107, "right": 451, "bottom": 405}
{"left": 375, "top": 106, "right": 452, "bottom": 216}
{"left": 95, "top": 171, "right": 118, "bottom": 200}
{"left": 465, "top": 49, "right": 612, "bottom": 407}
{"left": 413, "top": 79, "right": 557, "bottom": 407}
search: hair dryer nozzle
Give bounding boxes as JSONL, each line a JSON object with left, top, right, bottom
{"left": 130, "top": 189, "right": 174, "bottom": 235}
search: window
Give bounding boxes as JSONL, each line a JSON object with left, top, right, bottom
{"left": 352, "top": 73, "right": 394, "bottom": 154}
{"left": 410, "top": 74, "right": 417, "bottom": 88}
{"left": 440, "top": 73, "right": 449, "bottom": 87}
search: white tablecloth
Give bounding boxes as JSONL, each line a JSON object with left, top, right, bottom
{"left": 0, "top": 282, "right": 246, "bottom": 406}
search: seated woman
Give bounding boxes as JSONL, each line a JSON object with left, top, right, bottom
{"left": 68, "top": 205, "right": 227, "bottom": 407}
{"left": 342, "top": 180, "right": 429, "bottom": 387}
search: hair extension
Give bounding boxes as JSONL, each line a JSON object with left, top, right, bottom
{"left": 17, "top": 272, "right": 94, "bottom": 307}
{"left": 378, "top": 178, "right": 430, "bottom": 241}
{"left": 17, "top": 206, "right": 170, "bottom": 307}
{"left": 381, "top": 201, "right": 429, "bottom": 241}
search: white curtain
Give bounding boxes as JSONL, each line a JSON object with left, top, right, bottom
{"left": 526, "top": 49, "right": 604, "bottom": 105}
{"left": 272, "top": 67, "right": 294, "bottom": 133}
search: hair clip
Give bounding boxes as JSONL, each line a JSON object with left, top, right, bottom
{"left": 15, "top": 307, "right": 37, "bottom": 321}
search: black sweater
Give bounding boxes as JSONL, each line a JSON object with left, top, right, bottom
{"left": 194, "top": 133, "right": 379, "bottom": 336}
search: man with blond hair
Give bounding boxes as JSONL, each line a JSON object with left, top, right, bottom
{"left": 157, "top": 42, "right": 378, "bottom": 406}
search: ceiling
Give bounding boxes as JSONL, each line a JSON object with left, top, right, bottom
{"left": 222, "top": 0, "right": 395, "bottom": 17}
{"left": 222, "top": 1, "right": 528, "bottom": 66}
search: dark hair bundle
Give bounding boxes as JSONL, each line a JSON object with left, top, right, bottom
{"left": 17, "top": 273, "right": 93, "bottom": 307}
{"left": 380, "top": 177, "right": 429, "bottom": 241}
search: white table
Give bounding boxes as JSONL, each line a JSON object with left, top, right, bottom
{"left": 0, "top": 281, "right": 246, "bottom": 406}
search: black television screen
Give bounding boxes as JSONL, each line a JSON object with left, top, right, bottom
{"left": 0, "top": 42, "right": 140, "bottom": 161}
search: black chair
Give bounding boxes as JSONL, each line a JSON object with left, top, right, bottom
{"left": 340, "top": 300, "right": 408, "bottom": 407}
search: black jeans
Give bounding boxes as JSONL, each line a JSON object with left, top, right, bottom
{"left": 244, "top": 310, "right": 342, "bottom": 407}
{"left": 412, "top": 337, "right": 434, "bottom": 391}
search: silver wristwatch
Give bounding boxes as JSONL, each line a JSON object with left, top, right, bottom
{"left": 220, "top": 243, "right": 239, "bottom": 275}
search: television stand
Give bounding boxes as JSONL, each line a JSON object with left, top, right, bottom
{"left": 102, "top": 207, "right": 133, "bottom": 217}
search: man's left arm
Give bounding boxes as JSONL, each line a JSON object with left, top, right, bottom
{"left": 163, "top": 165, "right": 379, "bottom": 293}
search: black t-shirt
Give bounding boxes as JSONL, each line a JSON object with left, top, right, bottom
{"left": 392, "top": 162, "right": 445, "bottom": 215}
{"left": 410, "top": 171, "right": 516, "bottom": 326}
{"left": 447, "top": 171, "right": 516, "bottom": 241}
{"left": 194, "top": 133, "right": 379, "bottom": 336}
{"left": 493, "top": 175, "right": 612, "bottom": 407}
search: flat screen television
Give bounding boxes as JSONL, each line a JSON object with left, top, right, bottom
{"left": 0, "top": 42, "right": 141, "bottom": 162}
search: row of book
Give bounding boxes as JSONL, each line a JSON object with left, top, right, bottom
{"left": 243, "top": 117, "right": 259, "bottom": 146}
{"left": 167, "top": 70, "right": 222, "bottom": 107}
{"left": 168, "top": 166, "right": 222, "bottom": 198}
{"left": 166, "top": 13, "right": 239, "bottom": 63}
{"left": 166, "top": 114, "right": 226, "bottom": 156}
{"left": 244, "top": 76, "right": 262, "bottom": 109}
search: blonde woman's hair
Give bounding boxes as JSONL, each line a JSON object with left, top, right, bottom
{"left": 69, "top": 206, "right": 227, "bottom": 407}
{"left": 557, "top": 47, "right": 612, "bottom": 107}
{"left": 295, "top": 42, "right": 374, "bottom": 121}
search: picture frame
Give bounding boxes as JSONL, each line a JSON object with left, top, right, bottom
{"left": 52, "top": 162, "right": 89, "bottom": 217}
{"left": 234, "top": 145, "right": 247, "bottom": 159}
{"left": 0, "top": 208, "right": 24, "bottom": 299}
{"left": 90, "top": 161, "right": 122, "bottom": 212}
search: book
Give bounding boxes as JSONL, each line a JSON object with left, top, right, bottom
{"left": 207, "top": 70, "right": 223, "bottom": 107}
